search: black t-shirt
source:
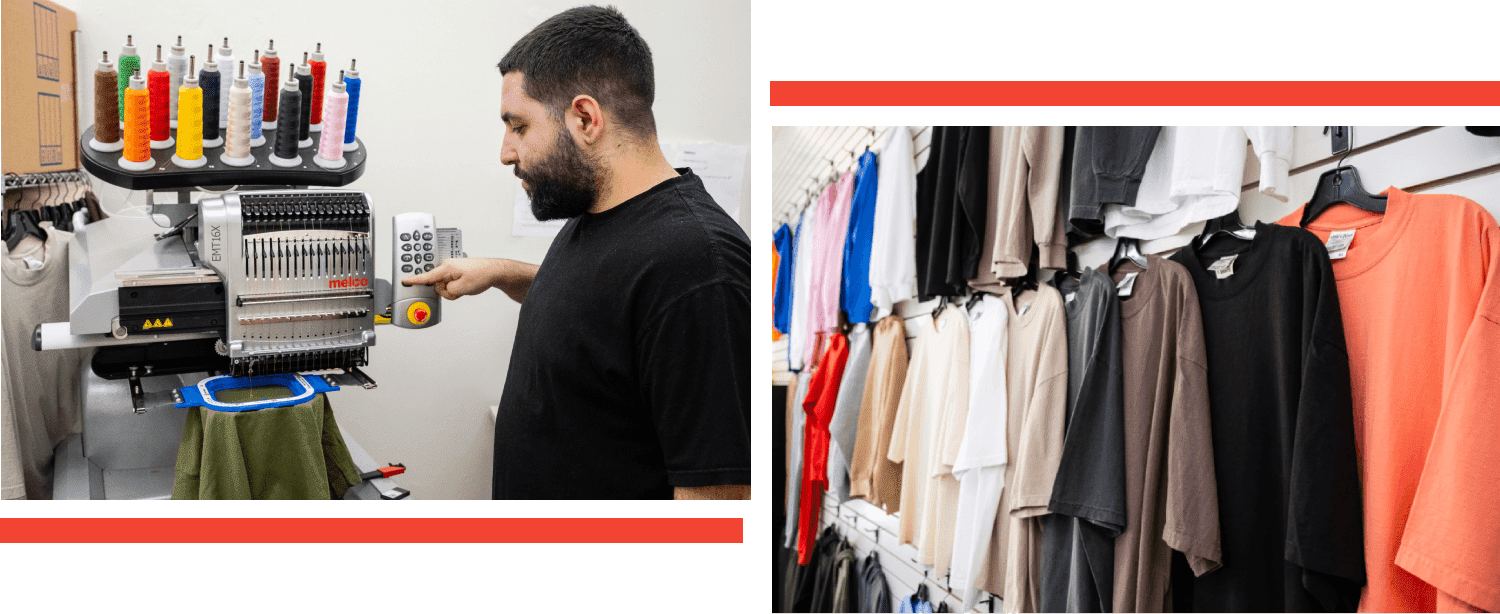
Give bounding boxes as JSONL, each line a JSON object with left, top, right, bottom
{"left": 1169, "top": 223, "right": 1365, "bottom": 611}
{"left": 914, "top": 126, "right": 987, "bottom": 299}
{"left": 492, "top": 169, "right": 751, "bottom": 499}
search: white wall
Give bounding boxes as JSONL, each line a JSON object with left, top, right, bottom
{"left": 68, "top": 0, "right": 750, "bottom": 499}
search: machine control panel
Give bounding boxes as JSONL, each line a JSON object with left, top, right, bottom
{"left": 391, "top": 212, "right": 448, "bottom": 329}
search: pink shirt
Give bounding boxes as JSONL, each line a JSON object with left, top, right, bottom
{"left": 805, "top": 172, "right": 856, "bottom": 368}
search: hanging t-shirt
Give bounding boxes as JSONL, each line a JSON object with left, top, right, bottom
{"left": 949, "top": 294, "right": 1009, "bottom": 607}
{"left": 790, "top": 207, "right": 818, "bottom": 372}
{"left": 492, "top": 169, "right": 750, "bottom": 499}
{"left": 774, "top": 222, "right": 795, "bottom": 334}
{"left": 887, "top": 305, "right": 964, "bottom": 548}
{"left": 785, "top": 371, "right": 812, "bottom": 549}
{"left": 1105, "top": 126, "right": 1293, "bottom": 240}
{"left": 172, "top": 386, "right": 362, "bottom": 499}
{"left": 973, "top": 126, "right": 1069, "bottom": 290}
{"left": 1107, "top": 255, "right": 1221, "bottom": 614}
{"left": 915, "top": 127, "right": 988, "bottom": 298}
{"left": 843, "top": 150, "right": 880, "bottom": 324}
{"left": 849, "top": 315, "right": 909, "bottom": 512}
{"left": 917, "top": 303, "right": 971, "bottom": 578}
{"left": 826, "top": 323, "right": 872, "bottom": 503}
{"left": 1169, "top": 222, "right": 1365, "bottom": 611}
{"left": 1277, "top": 188, "right": 1500, "bottom": 613}
{"left": 870, "top": 127, "right": 919, "bottom": 319}
{"left": 1040, "top": 267, "right": 1127, "bottom": 613}
{"left": 798, "top": 334, "right": 851, "bottom": 565}
{"left": 1066, "top": 127, "right": 1162, "bottom": 238}
{"left": 810, "top": 172, "right": 856, "bottom": 341}
{"left": 2, "top": 227, "right": 84, "bottom": 500}
{"left": 981, "top": 285, "right": 1067, "bottom": 611}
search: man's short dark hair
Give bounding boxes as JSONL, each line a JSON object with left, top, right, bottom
{"left": 498, "top": 5, "right": 656, "bottom": 138}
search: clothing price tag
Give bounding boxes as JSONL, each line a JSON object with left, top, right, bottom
{"left": 1325, "top": 229, "right": 1357, "bottom": 259}
{"left": 1066, "top": 292, "right": 1076, "bottom": 304}
{"left": 22, "top": 256, "right": 44, "bottom": 270}
{"left": 1018, "top": 302, "right": 1032, "bottom": 317}
{"left": 1208, "top": 254, "right": 1238, "bottom": 279}
{"left": 1116, "top": 272, "right": 1139, "bottom": 297}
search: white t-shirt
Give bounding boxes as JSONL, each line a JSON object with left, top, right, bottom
{"left": 868, "top": 126, "right": 918, "bottom": 318}
{"left": 788, "top": 206, "right": 817, "bottom": 372}
{"left": 1104, "top": 126, "right": 1292, "bottom": 240}
{"left": 950, "top": 294, "right": 1010, "bottom": 605}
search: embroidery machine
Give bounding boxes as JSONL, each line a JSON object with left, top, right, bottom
{"left": 33, "top": 123, "right": 457, "bottom": 500}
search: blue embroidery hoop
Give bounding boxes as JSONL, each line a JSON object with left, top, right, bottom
{"left": 175, "top": 373, "right": 339, "bottom": 412}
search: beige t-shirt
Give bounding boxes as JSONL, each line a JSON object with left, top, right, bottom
{"left": 971, "top": 126, "right": 1069, "bottom": 292}
{"left": 978, "top": 284, "right": 1068, "bottom": 609}
{"left": 887, "top": 310, "right": 940, "bottom": 545}
{"left": 850, "top": 315, "right": 909, "bottom": 512}
{"left": 917, "top": 304, "right": 971, "bottom": 577}
{"left": 1110, "top": 256, "right": 1222, "bottom": 613}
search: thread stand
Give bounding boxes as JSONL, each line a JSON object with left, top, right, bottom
{"left": 79, "top": 123, "right": 365, "bottom": 190}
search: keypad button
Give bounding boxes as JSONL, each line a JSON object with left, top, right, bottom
{"left": 400, "top": 233, "right": 411, "bottom": 241}
{"left": 424, "top": 263, "right": 434, "bottom": 272}
{"left": 422, "top": 232, "right": 433, "bottom": 241}
{"left": 401, "top": 264, "right": 412, "bottom": 273}
{"left": 402, "top": 244, "right": 412, "bottom": 252}
{"left": 401, "top": 254, "right": 412, "bottom": 262}
{"left": 423, "top": 243, "right": 432, "bottom": 251}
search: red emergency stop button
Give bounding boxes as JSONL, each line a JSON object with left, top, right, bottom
{"left": 408, "top": 301, "right": 432, "bottom": 325}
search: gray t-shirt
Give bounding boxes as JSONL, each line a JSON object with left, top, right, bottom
{"left": 1041, "top": 266, "right": 1128, "bottom": 612}
{"left": 826, "top": 323, "right": 872, "bottom": 502}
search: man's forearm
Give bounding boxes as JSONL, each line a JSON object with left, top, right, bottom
{"left": 674, "top": 485, "right": 750, "bottom": 500}
{"left": 490, "top": 259, "right": 539, "bottom": 303}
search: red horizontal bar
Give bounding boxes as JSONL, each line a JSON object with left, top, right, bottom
{"left": 770, "top": 81, "right": 1500, "bottom": 106}
{"left": 0, "top": 517, "right": 742, "bottom": 543}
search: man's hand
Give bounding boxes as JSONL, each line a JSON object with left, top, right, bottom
{"left": 402, "top": 257, "right": 539, "bottom": 303}
{"left": 673, "top": 485, "right": 751, "bottom": 500}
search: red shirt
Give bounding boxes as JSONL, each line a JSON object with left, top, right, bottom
{"left": 797, "top": 333, "right": 850, "bottom": 565}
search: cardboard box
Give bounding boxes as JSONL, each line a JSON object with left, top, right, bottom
{"left": 2, "top": 0, "right": 78, "bottom": 174}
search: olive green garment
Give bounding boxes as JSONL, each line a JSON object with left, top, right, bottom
{"left": 172, "top": 386, "right": 362, "bottom": 500}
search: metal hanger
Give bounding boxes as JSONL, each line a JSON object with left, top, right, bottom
{"left": 1108, "top": 237, "right": 1148, "bottom": 276}
{"left": 1195, "top": 209, "right": 1257, "bottom": 252}
{"left": 1299, "top": 134, "right": 1387, "bottom": 226}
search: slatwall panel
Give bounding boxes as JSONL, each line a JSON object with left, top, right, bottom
{"left": 777, "top": 125, "right": 1500, "bottom": 613}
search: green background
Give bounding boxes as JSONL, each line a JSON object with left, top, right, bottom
{"left": 2, "top": 1, "right": 1488, "bottom": 606}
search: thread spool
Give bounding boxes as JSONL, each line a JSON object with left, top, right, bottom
{"left": 343, "top": 58, "right": 360, "bottom": 152}
{"left": 221, "top": 62, "right": 254, "bottom": 167}
{"left": 117, "top": 35, "right": 139, "bottom": 129}
{"left": 171, "top": 55, "right": 206, "bottom": 169}
{"left": 89, "top": 51, "right": 123, "bottom": 152}
{"left": 314, "top": 70, "right": 349, "bottom": 169}
{"left": 215, "top": 38, "right": 235, "bottom": 129}
{"left": 261, "top": 40, "right": 280, "bottom": 129}
{"left": 148, "top": 45, "right": 174, "bottom": 149}
{"left": 268, "top": 71, "right": 303, "bottom": 167}
{"left": 248, "top": 50, "right": 266, "bottom": 147}
{"left": 295, "top": 53, "right": 313, "bottom": 148}
{"left": 309, "top": 42, "right": 326, "bottom": 132}
{"left": 200, "top": 44, "right": 222, "bottom": 148}
{"left": 118, "top": 68, "right": 154, "bottom": 171}
{"left": 167, "top": 36, "right": 186, "bottom": 128}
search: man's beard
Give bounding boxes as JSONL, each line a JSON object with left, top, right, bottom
{"left": 517, "top": 129, "right": 603, "bottom": 221}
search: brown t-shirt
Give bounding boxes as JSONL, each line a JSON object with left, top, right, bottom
{"left": 977, "top": 285, "right": 1068, "bottom": 609}
{"left": 849, "top": 315, "right": 909, "bottom": 512}
{"left": 972, "top": 126, "right": 1070, "bottom": 291}
{"left": 1110, "top": 255, "right": 1222, "bottom": 613}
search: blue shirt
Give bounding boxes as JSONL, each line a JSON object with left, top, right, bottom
{"left": 772, "top": 223, "right": 794, "bottom": 333}
{"left": 841, "top": 150, "right": 879, "bottom": 323}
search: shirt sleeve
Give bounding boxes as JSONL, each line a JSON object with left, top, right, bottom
{"left": 1287, "top": 245, "right": 1366, "bottom": 611}
{"left": 1026, "top": 126, "right": 1069, "bottom": 270}
{"left": 1245, "top": 126, "right": 1293, "bottom": 202}
{"left": 1163, "top": 280, "right": 1222, "bottom": 576}
{"left": 637, "top": 281, "right": 751, "bottom": 488}
{"left": 1395, "top": 223, "right": 1500, "bottom": 613}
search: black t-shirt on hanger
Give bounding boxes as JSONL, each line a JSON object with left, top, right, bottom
{"left": 914, "top": 126, "right": 987, "bottom": 299}
{"left": 492, "top": 169, "right": 751, "bottom": 499}
{"left": 1169, "top": 222, "right": 1366, "bottom": 612}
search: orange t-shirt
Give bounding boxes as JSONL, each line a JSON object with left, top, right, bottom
{"left": 1277, "top": 187, "right": 1500, "bottom": 612}
{"left": 772, "top": 248, "right": 781, "bottom": 341}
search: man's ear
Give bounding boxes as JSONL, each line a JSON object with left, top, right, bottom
{"left": 567, "top": 95, "right": 605, "bottom": 146}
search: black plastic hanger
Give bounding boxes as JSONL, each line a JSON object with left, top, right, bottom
{"left": 1195, "top": 210, "right": 1257, "bottom": 252}
{"left": 1108, "top": 237, "right": 1148, "bottom": 276}
{"left": 1300, "top": 146, "right": 1387, "bottom": 227}
{"left": 1063, "top": 250, "right": 1082, "bottom": 281}
{"left": 1010, "top": 244, "right": 1041, "bottom": 302}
